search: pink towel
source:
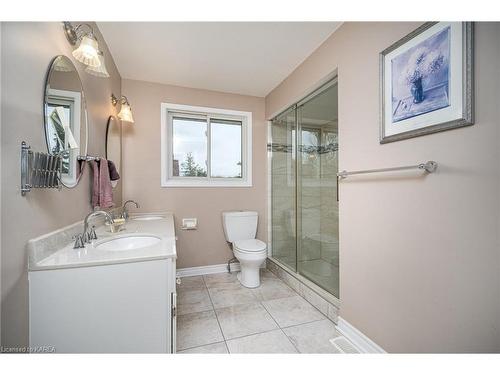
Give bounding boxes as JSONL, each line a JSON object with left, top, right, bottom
{"left": 90, "top": 159, "right": 114, "bottom": 209}
{"left": 99, "top": 158, "right": 114, "bottom": 209}
{"left": 107, "top": 160, "right": 120, "bottom": 181}
{"left": 90, "top": 160, "right": 99, "bottom": 208}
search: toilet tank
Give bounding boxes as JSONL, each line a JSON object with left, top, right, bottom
{"left": 222, "top": 211, "right": 258, "bottom": 243}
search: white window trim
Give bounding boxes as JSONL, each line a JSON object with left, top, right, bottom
{"left": 47, "top": 88, "right": 82, "bottom": 186}
{"left": 161, "top": 102, "right": 252, "bottom": 187}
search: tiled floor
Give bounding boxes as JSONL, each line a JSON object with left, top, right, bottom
{"left": 176, "top": 269, "right": 349, "bottom": 353}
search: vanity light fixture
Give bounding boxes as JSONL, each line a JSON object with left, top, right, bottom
{"left": 85, "top": 51, "right": 110, "bottom": 78}
{"left": 63, "top": 22, "right": 101, "bottom": 68}
{"left": 111, "top": 94, "right": 135, "bottom": 123}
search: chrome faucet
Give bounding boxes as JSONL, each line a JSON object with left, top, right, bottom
{"left": 121, "top": 200, "right": 140, "bottom": 220}
{"left": 73, "top": 210, "right": 114, "bottom": 249}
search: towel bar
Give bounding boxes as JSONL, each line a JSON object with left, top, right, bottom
{"left": 337, "top": 161, "right": 438, "bottom": 179}
{"left": 20, "top": 141, "right": 61, "bottom": 196}
{"left": 77, "top": 155, "right": 101, "bottom": 162}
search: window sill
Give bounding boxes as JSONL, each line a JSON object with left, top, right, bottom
{"left": 161, "top": 179, "right": 252, "bottom": 188}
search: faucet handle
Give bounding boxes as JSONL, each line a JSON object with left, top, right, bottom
{"left": 82, "top": 230, "right": 92, "bottom": 244}
{"left": 72, "top": 234, "right": 84, "bottom": 249}
{"left": 90, "top": 225, "right": 98, "bottom": 240}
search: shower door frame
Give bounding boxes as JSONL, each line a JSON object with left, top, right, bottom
{"left": 268, "top": 75, "right": 340, "bottom": 305}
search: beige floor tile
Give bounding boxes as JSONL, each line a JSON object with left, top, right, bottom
{"left": 178, "top": 276, "right": 205, "bottom": 290}
{"left": 226, "top": 329, "right": 298, "bottom": 353}
{"left": 215, "top": 302, "right": 278, "bottom": 340}
{"left": 283, "top": 319, "right": 341, "bottom": 353}
{"left": 176, "top": 310, "right": 224, "bottom": 351}
{"left": 203, "top": 272, "right": 238, "bottom": 286}
{"left": 177, "top": 287, "right": 213, "bottom": 315}
{"left": 175, "top": 272, "right": 344, "bottom": 354}
{"left": 251, "top": 277, "right": 298, "bottom": 301}
{"left": 260, "top": 269, "right": 278, "bottom": 279}
{"left": 262, "top": 295, "right": 324, "bottom": 328}
{"left": 177, "top": 342, "right": 228, "bottom": 354}
{"left": 207, "top": 282, "right": 258, "bottom": 309}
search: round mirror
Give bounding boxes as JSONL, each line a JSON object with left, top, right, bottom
{"left": 105, "top": 116, "right": 121, "bottom": 188}
{"left": 44, "top": 55, "right": 88, "bottom": 188}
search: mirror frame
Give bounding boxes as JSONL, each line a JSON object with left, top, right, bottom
{"left": 43, "top": 55, "right": 89, "bottom": 188}
{"left": 105, "top": 115, "right": 121, "bottom": 189}
{"left": 105, "top": 115, "right": 116, "bottom": 160}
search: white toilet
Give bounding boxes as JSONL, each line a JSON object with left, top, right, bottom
{"left": 222, "top": 211, "right": 267, "bottom": 288}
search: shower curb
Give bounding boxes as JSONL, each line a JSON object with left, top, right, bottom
{"left": 266, "top": 258, "right": 339, "bottom": 324}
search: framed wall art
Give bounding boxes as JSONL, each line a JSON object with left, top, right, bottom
{"left": 380, "top": 22, "right": 473, "bottom": 143}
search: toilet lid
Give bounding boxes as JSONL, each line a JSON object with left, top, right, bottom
{"left": 234, "top": 239, "right": 267, "bottom": 253}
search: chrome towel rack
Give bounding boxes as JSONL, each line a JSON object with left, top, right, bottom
{"left": 337, "top": 161, "right": 438, "bottom": 179}
{"left": 20, "top": 141, "right": 61, "bottom": 196}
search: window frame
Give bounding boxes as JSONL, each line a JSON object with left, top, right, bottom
{"left": 161, "top": 102, "right": 252, "bottom": 187}
{"left": 46, "top": 88, "right": 82, "bottom": 186}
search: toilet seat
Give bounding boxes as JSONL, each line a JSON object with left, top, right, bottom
{"left": 233, "top": 239, "right": 267, "bottom": 253}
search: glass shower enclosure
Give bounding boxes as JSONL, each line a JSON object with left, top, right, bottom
{"left": 270, "top": 79, "right": 339, "bottom": 298}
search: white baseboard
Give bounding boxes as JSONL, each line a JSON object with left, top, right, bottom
{"left": 176, "top": 262, "right": 241, "bottom": 277}
{"left": 176, "top": 261, "right": 267, "bottom": 277}
{"left": 337, "top": 317, "right": 386, "bottom": 353}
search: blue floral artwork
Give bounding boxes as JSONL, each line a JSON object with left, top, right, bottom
{"left": 391, "top": 27, "right": 450, "bottom": 123}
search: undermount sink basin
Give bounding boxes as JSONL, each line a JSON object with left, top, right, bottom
{"left": 133, "top": 216, "right": 164, "bottom": 221}
{"left": 95, "top": 235, "right": 161, "bottom": 251}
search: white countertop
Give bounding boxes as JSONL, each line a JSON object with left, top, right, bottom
{"left": 28, "top": 213, "right": 177, "bottom": 271}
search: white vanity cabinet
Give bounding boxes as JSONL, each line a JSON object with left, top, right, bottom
{"left": 28, "top": 213, "right": 177, "bottom": 353}
{"left": 29, "top": 258, "right": 176, "bottom": 353}
{"left": 29, "top": 259, "right": 175, "bottom": 353}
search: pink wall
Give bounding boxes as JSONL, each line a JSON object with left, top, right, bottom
{"left": 121, "top": 79, "right": 267, "bottom": 269}
{"left": 266, "top": 22, "right": 500, "bottom": 352}
{"left": 1, "top": 22, "right": 122, "bottom": 348}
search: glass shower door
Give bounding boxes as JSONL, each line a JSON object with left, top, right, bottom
{"left": 271, "top": 107, "right": 297, "bottom": 271}
{"left": 297, "top": 82, "right": 339, "bottom": 297}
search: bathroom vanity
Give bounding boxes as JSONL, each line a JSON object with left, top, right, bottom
{"left": 28, "top": 213, "right": 177, "bottom": 353}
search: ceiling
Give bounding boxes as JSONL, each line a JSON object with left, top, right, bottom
{"left": 98, "top": 22, "right": 341, "bottom": 97}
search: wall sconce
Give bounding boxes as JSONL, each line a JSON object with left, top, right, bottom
{"left": 63, "top": 22, "right": 106, "bottom": 72}
{"left": 111, "top": 94, "right": 135, "bottom": 123}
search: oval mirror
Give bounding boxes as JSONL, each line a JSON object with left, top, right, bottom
{"left": 105, "top": 116, "right": 121, "bottom": 188}
{"left": 43, "top": 55, "right": 88, "bottom": 188}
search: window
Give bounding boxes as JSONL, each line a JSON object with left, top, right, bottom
{"left": 172, "top": 116, "right": 208, "bottom": 177}
{"left": 161, "top": 103, "right": 252, "bottom": 187}
{"left": 45, "top": 89, "right": 82, "bottom": 187}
